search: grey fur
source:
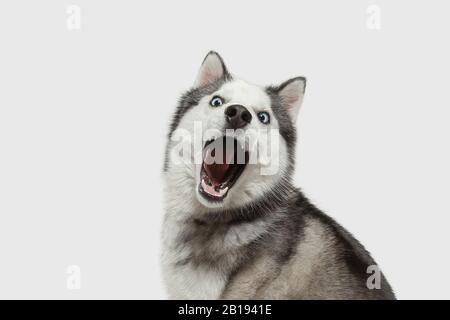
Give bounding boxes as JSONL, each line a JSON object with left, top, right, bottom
{"left": 162, "top": 52, "right": 395, "bottom": 300}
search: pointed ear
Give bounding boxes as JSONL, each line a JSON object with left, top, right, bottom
{"left": 274, "top": 77, "right": 306, "bottom": 121}
{"left": 194, "top": 51, "right": 230, "bottom": 88}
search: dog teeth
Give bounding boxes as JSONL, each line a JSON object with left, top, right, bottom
{"left": 201, "top": 179, "right": 229, "bottom": 198}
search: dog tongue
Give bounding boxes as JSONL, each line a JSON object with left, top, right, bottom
{"left": 203, "top": 138, "right": 235, "bottom": 186}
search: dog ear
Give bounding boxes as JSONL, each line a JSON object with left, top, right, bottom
{"left": 274, "top": 77, "right": 306, "bottom": 121}
{"left": 194, "top": 51, "right": 230, "bottom": 88}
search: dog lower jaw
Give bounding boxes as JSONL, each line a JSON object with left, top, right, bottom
{"left": 196, "top": 185, "right": 228, "bottom": 208}
{"left": 200, "top": 178, "right": 229, "bottom": 200}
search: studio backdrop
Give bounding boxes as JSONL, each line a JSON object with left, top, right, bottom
{"left": 0, "top": 0, "right": 449, "bottom": 299}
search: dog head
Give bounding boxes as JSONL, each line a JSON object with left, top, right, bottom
{"left": 164, "top": 52, "right": 306, "bottom": 211}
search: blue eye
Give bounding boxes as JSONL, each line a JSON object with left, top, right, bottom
{"left": 258, "top": 111, "right": 270, "bottom": 124}
{"left": 210, "top": 96, "right": 224, "bottom": 107}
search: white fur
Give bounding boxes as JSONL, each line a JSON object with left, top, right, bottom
{"left": 161, "top": 209, "right": 227, "bottom": 299}
{"left": 167, "top": 79, "right": 290, "bottom": 209}
{"left": 162, "top": 78, "right": 292, "bottom": 299}
{"left": 161, "top": 208, "right": 271, "bottom": 299}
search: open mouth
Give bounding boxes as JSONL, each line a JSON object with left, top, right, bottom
{"left": 199, "top": 136, "right": 249, "bottom": 201}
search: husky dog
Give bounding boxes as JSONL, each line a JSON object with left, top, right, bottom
{"left": 162, "top": 51, "right": 395, "bottom": 299}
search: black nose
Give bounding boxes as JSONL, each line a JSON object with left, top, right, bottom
{"left": 224, "top": 105, "right": 252, "bottom": 129}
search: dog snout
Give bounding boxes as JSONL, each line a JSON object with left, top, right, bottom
{"left": 225, "top": 105, "right": 252, "bottom": 129}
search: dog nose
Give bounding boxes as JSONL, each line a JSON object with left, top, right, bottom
{"left": 224, "top": 105, "right": 252, "bottom": 129}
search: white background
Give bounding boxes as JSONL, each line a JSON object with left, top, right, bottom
{"left": 0, "top": 1, "right": 449, "bottom": 299}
